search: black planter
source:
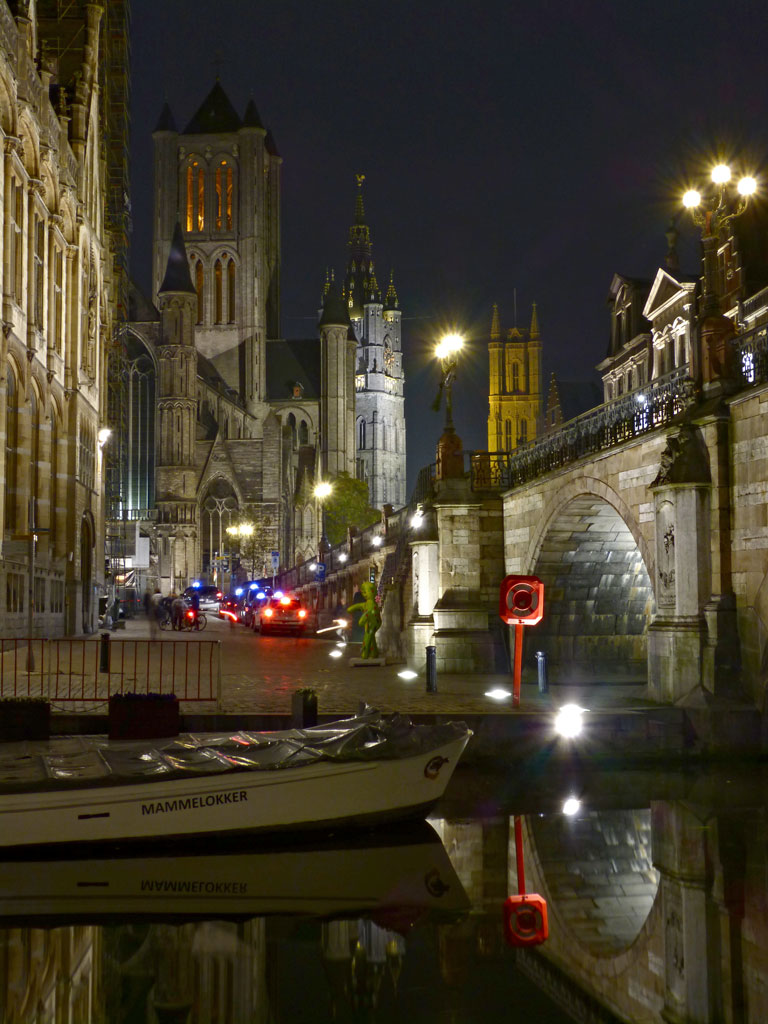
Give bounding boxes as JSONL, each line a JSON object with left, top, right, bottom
{"left": 109, "top": 694, "right": 180, "bottom": 740}
{"left": 291, "top": 690, "right": 318, "bottom": 728}
{"left": 0, "top": 700, "right": 50, "bottom": 741}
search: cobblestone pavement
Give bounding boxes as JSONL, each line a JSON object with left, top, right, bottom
{"left": 87, "top": 614, "right": 654, "bottom": 718}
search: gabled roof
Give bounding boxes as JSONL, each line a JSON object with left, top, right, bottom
{"left": 183, "top": 80, "right": 242, "bottom": 135}
{"left": 128, "top": 279, "right": 159, "bottom": 322}
{"left": 242, "top": 97, "right": 264, "bottom": 129}
{"left": 266, "top": 339, "right": 321, "bottom": 400}
{"left": 154, "top": 101, "right": 177, "bottom": 133}
{"left": 643, "top": 268, "right": 696, "bottom": 322}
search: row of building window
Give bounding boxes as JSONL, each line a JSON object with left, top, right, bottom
{"left": 503, "top": 418, "right": 528, "bottom": 449}
{"left": 185, "top": 160, "right": 234, "bottom": 234}
{"left": 191, "top": 256, "right": 236, "bottom": 325}
{"left": 357, "top": 418, "right": 402, "bottom": 452}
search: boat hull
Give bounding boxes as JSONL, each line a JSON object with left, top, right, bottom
{"left": 0, "top": 733, "right": 468, "bottom": 848}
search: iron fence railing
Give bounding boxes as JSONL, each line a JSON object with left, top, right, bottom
{"left": 473, "top": 368, "right": 696, "bottom": 491}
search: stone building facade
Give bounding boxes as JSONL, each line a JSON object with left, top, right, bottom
{"left": 0, "top": 1, "right": 126, "bottom": 636}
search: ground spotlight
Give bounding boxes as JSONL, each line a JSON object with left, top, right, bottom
{"left": 398, "top": 669, "right": 418, "bottom": 681}
{"left": 554, "top": 704, "right": 586, "bottom": 738}
{"left": 562, "top": 797, "right": 581, "bottom": 817}
{"left": 485, "top": 687, "right": 512, "bottom": 701}
{"left": 329, "top": 649, "right": 343, "bottom": 659}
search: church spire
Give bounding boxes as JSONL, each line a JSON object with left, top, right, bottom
{"left": 159, "top": 222, "right": 195, "bottom": 294}
{"left": 490, "top": 303, "right": 500, "bottom": 340}
{"left": 385, "top": 270, "right": 399, "bottom": 310}
{"left": 529, "top": 302, "right": 540, "bottom": 340}
{"left": 345, "top": 173, "right": 378, "bottom": 318}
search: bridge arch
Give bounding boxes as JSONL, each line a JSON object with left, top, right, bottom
{"left": 525, "top": 479, "right": 655, "bottom": 681}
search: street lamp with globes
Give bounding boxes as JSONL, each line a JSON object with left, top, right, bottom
{"left": 314, "top": 480, "right": 333, "bottom": 559}
{"left": 432, "top": 332, "right": 466, "bottom": 479}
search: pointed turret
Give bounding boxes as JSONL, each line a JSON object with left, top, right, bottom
{"left": 319, "top": 278, "right": 351, "bottom": 327}
{"left": 265, "top": 130, "right": 280, "bottom": 157}
{"left": 242, "top": 96, "right": 264, "bottom": 129}
{"left": 158, "top": 222, "right": 195, "bottom": 294}
{"left": 490, "top": 304, "right": 500, "bottom": 340}
{"left": 384, "top": 270, "right": 399, "bottom": 310}
{"left": 529, "top": 302, "right": 540, "bottom": 340}
{"left": 154, "top": 101, "right": 177, "bottom": 133}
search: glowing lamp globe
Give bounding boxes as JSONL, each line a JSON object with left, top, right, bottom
{"left": 711, "top": 164, "right": 731, "bottom": 185}
{"left": 738, "top": 175, "right": 757, "bottom": 196}
{"left": 683, "top": 189, "right": 701, "bottom": 209}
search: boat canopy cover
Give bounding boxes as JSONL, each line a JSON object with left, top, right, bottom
{"left": 0, "top": 708, "right": 470, "bottom": 792}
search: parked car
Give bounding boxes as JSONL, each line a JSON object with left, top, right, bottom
{"left": 184, "top": 585, "right": 223, "bottom": 611}
{"left": 243, "top": 586, "right": 271, "bottom": 627}
{"left": 253, "top": 595, "right": 308, "bottom": 635}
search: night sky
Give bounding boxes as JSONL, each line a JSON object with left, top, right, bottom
{"left": 128, "top": 0, "right": 768, "bottom": 491}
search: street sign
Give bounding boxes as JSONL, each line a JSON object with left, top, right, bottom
{"left": 369, "top": 566, "right": 376, "bottom": 584}
{"left": 271, "top": 550, "right": 279, "bottom": 570}
{"left": 315, "top": 562, "right": 326, "bottom": 581}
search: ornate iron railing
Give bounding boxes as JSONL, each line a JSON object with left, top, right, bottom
{"left": 473, "top": 369, "right": 696, "bottom": 491}
{"left": 734, "top": 322, "right": 768, "bottom": 387}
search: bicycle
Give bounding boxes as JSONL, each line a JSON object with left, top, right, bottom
{"left": 182, "top": 608, "right": 207, "bottom": 631}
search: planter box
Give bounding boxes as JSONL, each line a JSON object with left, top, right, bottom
{"left": 109, "top": 695, "right": 180, "bottom": 740}
{"left": 291, "top": 691, "right": 317, "bottom": 728}
{"left": 0, "top": 700, "right": 50, "bottom": 741}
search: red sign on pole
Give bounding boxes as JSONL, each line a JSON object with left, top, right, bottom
{"left": 499, "top": 575, "right": 545, "bottom": 706}
{"left": 503, "top": 815, "right": 549, "bottom": 948}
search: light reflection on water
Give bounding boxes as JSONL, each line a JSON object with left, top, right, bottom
{"left": 1, "top": 765, "right": 767, "bottom": 1022}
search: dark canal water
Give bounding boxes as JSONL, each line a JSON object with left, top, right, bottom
{"left": 1, "top": 761, "right": 766, "bottom": 1022}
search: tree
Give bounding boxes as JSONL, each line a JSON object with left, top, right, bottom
{"left": 226, "top": 514, "right": 273, "bottom": 579}
{"left": 323, "top": 473, "right": 379, "bottom": 545}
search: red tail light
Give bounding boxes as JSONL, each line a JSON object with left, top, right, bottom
{"left": 298, "top": 609, "right": 307, "bottom": 619}
{"left": 264, "top": 607, "right": 274, "bottom": 618}
{"left": 187, "top": 610, "right": 194, "bottom": 619}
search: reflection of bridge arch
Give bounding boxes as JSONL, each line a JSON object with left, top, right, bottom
{"left": 526, "top": 480, "right": 655, "bottom": 681}
{"left": 530, "top": 810, "right": 660, "bottom": 957}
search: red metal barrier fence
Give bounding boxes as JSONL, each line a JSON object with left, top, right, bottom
{"left": 0, "top": 637, "right": 221, "bottom": 706}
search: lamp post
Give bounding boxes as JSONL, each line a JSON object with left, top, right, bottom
{"left": 314, "top": 481, "right": 333, "bottom": 561}
{"left": 433, "top": 333, "right": 465, "bottom": 479}
{"left": 226, "top": 522, "right": 256, "bottom": 578}
{"left": 682, "top": 163, "right": 757, "bottom": 318}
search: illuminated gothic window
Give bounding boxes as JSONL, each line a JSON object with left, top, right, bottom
{"left": 33, "top": 219, "right": 44, "bottom": 326}
{"left": 358, "top": 418, "right": 366, "bottom": 449}
{"left": 215, "top": 160, "right": 234, "bottom": 231}
{"left": 4, "top": 365, "right": 18, "bottom": 531}
{"left": 53, "top": 248, "right": 63, "bottom": 355}
{"left": 10, "top": 179, "right": 23, "bottom": 299}
{"left": 186, "top": 161, "right": 205, "bottom": 232}
{"left": 214, "top": 260, "right": 223, "bottom": 323}
{"left": 512, "top": 362, "right": 520, "bottom": 391}
{"left": 227, "top": 259, "right": 236, "bottom": 323}
{"left": 299, "top": 420, "right": 309, "bottom": 446}
{"left": 50, "top": 406, "right": 59, "bottom": 551}
{"left": 30, "top": 386, "right": 40, "bottom": 528}
{"left": 518, "top": 418, "right": 528, "bottom": 444}
{"left": 504, "top": 419, "right": 512, "bottom": 450}
{"left": 195, "top": 261, "right": 204, "bottom": 323}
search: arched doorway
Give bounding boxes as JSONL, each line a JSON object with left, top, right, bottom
{"left": 532, "top": 496, "right": 654, "bottom": 681}
{"left": 80, "top": 514, "right": 94, "bottom": 633}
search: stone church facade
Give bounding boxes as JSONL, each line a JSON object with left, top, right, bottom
{"left": 0, "top": 1, "right": 129, "bottom": 637}
{"left": 121, "top": 83, "right": 404, "bottom": 593}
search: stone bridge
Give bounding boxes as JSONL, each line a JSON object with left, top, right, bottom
{"left": 405, "top": 342, "right": 768, "bottom": 710}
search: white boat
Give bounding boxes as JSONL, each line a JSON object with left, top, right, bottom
{"left": 0, "top": 821, "right": 470, "bottom": 925}
{"left": 0, "top": 709, "right": 470, "bottom": 849}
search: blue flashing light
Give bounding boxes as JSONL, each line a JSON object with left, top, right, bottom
{"left": 256, "top": 591, "right": 265, "bottom": 600}
{"left": 235, "top": 587, "right": 244, "bottom": 597}
{"left": 249, "top": 583, "right": 258, "bottom": 590}
{"left": 274, "top": 590, "right": 284, "bottom": 599}
{"left": 192, "top": 581, "right": 201, "bottom": 589}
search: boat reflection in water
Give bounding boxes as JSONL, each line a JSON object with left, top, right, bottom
{"left": 2, "top": 772, "right": 768, "bottom": 1021}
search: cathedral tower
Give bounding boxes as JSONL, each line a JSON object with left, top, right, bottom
{"left": 345, "top": 176, "right": 406, "bottom": 508}
{"left": 155, "top": 224, "right": 199, "bottom": 589}
{"left": 152, "top": 82, "right": 281, "bottom": 420}
{"left": 487, "top": 303, "right": 543, "bottom": 453}
{"left": 319, "top": 281, "right": 357, "bottom": 481}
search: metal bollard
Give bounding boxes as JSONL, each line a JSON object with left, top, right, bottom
{"left": 536, "top": 650, "right": 548, "bottom": 694}
{"left": 99, "top": 631, "right": 111, "bottom": 674}
{"left": 426, "top": 645, "right": 437, "bottom": 694}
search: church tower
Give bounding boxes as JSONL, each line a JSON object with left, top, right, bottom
{"left": 487, "top": 303, "right": 543, "bottom": 453}
{"left": 345, "top": 176, "right": 406, "bottom": 509}
{"left": 319, "top": 281, "right": 357, "bottom": 481}
{"left": 152, "top": 82, "right": 281, "bottom": 420}
{"left": 155, "top": 224, "right": 199, "bottom": 590}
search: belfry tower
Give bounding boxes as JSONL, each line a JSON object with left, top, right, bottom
{"left": 488, "top": 303, "right": 543, "bottom": 453}
{"left": 344, "top": 175, "right": 406, "bottom": 508}
{"left": 152, "top": 81, "right": 281, "bottom": 420}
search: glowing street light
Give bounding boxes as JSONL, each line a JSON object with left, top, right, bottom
{"left": 314, "top": 480, "right": 333, "bottom": 556}
{"left": 562, "top": 797, "right": 581, "bottom": 817}
{"left": 554, "top": 703, "right": 586, "bottom": 738}
{"left": 432, "top": 332, "right": 465, "bottom": 433}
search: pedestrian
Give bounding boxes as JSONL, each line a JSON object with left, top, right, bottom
{"left": 171, "top": 593, "right": 185, "bottom": 631}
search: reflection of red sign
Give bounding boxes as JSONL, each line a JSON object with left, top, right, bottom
{"left": 503, "top": 894, "right": 549, "bottom": 947}
{"left": 499, "top": 575, "right": 545, "bottom": 625}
